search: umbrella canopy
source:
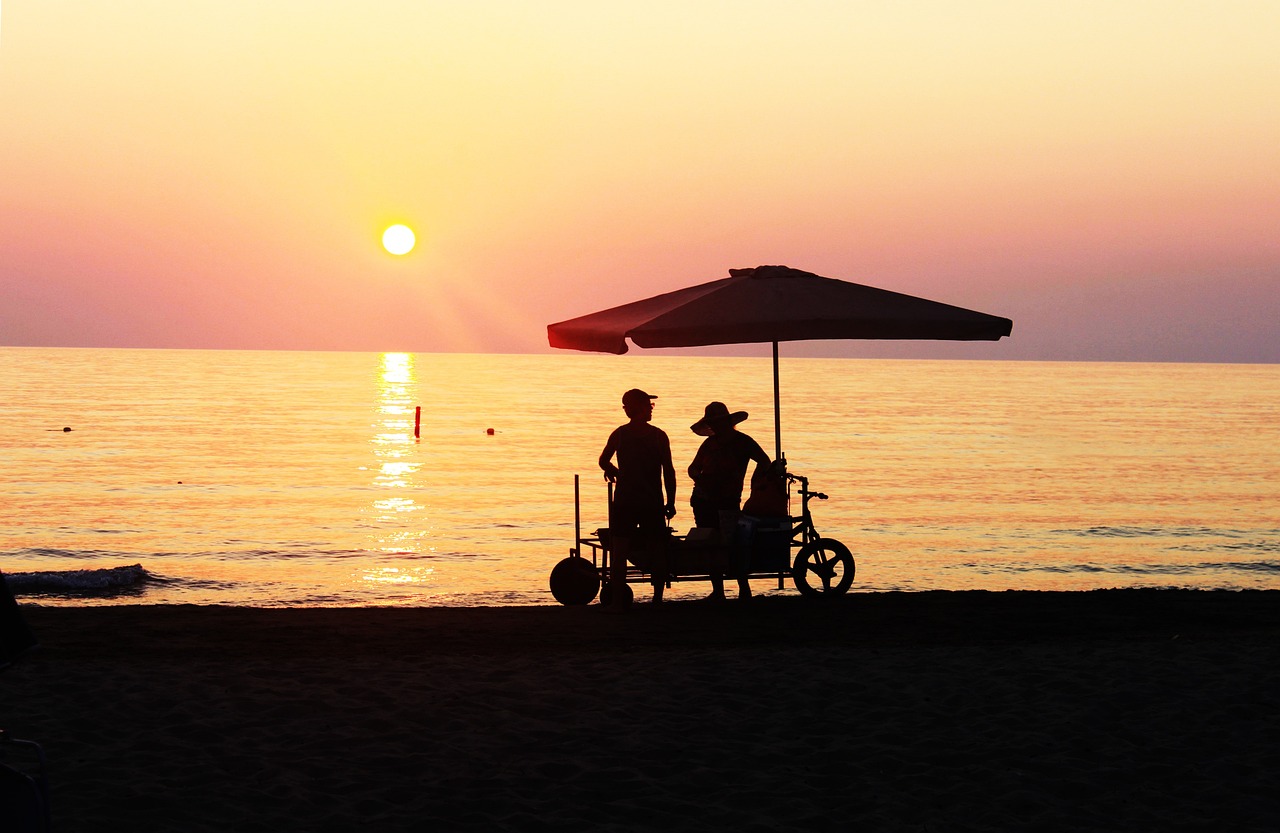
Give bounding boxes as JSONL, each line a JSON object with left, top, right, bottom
{"left": 548, "top": 265, "right": 1013, "bottom": 457}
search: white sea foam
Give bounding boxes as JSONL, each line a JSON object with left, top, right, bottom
{"left": 5, "top": 564, "right": 154, "bottom": 595}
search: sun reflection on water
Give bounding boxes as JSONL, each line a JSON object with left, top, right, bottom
{"left": 362, "top": 565, "right": 436, "bottom": 585}
{"left": 359, "top": 353, "right": 430, "bottom": 581}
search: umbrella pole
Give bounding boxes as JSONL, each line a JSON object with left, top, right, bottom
{"left": 772, "top": 341, "right": 782, "bottom": 461}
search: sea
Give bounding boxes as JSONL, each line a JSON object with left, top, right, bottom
{"left": 2, "top": 347, "right": 1277, "bottom": 607}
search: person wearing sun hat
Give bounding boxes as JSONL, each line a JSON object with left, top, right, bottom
{"left": 687, "top": 401, "right": 771, "bottom": 600}
{"left": 598, "top": 388, "right": 677, "bottom": 606}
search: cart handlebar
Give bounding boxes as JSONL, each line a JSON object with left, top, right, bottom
{"left": 785, "top": 472, "right": 828, "bottom": 501}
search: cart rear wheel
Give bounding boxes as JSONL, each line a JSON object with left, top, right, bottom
{"left": 549, "top": 556, "right": 600, "bottom": 605}
{"left": 792, "top": 538, "right": 855, "bottom": 597}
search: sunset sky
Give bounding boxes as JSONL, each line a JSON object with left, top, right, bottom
{"left": 2, "top": 1, "right": 1277, "bottom": 362}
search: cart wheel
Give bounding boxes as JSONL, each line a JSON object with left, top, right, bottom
{"left": 549, "top": 556, "right": 601, "bottom": 606}
{"left": 792, "top": 538, "right": 855, "bottom": 598}
{"left": 599, "top": 580, "right": 633, "bottom": 607}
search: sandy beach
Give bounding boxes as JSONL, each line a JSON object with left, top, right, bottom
{"left": 5, "top": 590, "right": 1280, "bottom": 832}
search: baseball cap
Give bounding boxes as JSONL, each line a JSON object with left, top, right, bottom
{"left": 621, "top": 388, "right": 657, "bottom": 408}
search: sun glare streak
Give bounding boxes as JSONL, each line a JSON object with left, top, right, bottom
{"left": 381, "top": 351, "right": 413, "bottom": 384}
{"left": 360, "top": 565, "right": 435, "bottom": 585}
{"left": 407, "top": 268, "right": 551, "bottom": 353}
{"left": 363, "top": 352, "right": 426, "bottom": 558}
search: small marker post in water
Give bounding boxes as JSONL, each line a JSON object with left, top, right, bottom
{"left": 414, "top": 406, "right": 421, "bottom": 439}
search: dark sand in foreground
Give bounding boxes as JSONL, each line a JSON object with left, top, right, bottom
{"left": 5, "top": 590, "right": 1280, "bottom": 832}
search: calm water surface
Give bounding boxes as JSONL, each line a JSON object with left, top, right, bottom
{"left": 2, "top": 348, "right": 1277, "bottom": 606}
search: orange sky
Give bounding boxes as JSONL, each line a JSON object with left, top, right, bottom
{"left": 2, "top": 1, "right": 1277, "bottom": 361}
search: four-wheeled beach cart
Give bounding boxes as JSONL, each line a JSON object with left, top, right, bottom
{"left": 549, "top": 470, "right": 854, "bottom": 605}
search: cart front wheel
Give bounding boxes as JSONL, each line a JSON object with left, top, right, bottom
{"left": 550, "top": 556, "right": 601, "bottom": 605}
{"left": 792, "top": 538, "right": 855, "bottom": 598}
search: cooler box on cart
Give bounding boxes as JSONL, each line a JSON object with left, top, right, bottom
{"left": 734, "top": 514, "right": 792, "bottom": 574}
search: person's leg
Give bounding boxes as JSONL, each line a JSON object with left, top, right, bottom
{"left": 707, "top": 532, "right": 728, "bottom": 600}
{"left": 637, "top": 516, "right": 668, "bottom": 604}
{"left": 610, "top": 536, "right": 631, "bottom": 607}
{"left": 649, "top": 528, "right": 668, "bottom": 603}
{"left": 693, "top": 495, "right": 728, "bottom": 599}
{"left": 606, "top": 503, "right": 636, "bottom": 610}
{"left": 720, "top": 508, "right": 752, "bottom": 600}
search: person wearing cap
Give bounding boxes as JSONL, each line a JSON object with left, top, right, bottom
{"left": 598, "top": 388, "right": 677, "bottom": 606}
{"left": 687, "top": 401, "right": 771, "bottom": 600}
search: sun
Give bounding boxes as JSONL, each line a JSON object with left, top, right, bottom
{"left": 382, "top": 224, "right": 416, "bottom": 256}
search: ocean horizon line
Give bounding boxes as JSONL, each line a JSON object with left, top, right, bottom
{"left": 3, "top": 343, "right": 1277, "bottom": 367}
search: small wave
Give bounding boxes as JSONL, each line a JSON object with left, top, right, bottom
{"left": 1222, "top": 539, "right": 1280, "bottom": 555}
{"left": 9, "top": 547, "right": 139, "bottom": 561}
{"left": 4, "top": 564, "right": 158, "bottom": 596}
{"left": 1063, "top": 526, "right": 1244, "bottom": 539}
{"left": 953, "top": 559, "right": 1280, "bottom": 577}
{"left": 1170, "top": 539, "right": 1280, "bottom": 556}
{"left": 1232, "top": 560, "right": 1280, "bottom": 573}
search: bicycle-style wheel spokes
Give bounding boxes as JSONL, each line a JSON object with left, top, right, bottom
{"left": 792, "top": 538, "right": 855, "bottom": 597}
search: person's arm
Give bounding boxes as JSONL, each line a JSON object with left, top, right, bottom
{"left": 746, "top": 435, "right": 771, "bottom": 481}
{"left": 662, "top": 437, "right": 677, "bottom": 518}
{"left": 687, "top": 442, "right": 707, "bottom": 482}
{"left": 599, "top": 430, "right": 620, "bottom": 482}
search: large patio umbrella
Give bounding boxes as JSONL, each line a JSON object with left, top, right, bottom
{"left": 547, "top": 264, "right": 1012, "bottom": 459}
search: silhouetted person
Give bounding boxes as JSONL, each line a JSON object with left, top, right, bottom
{"left": 688, "top": 401, "right": 770, "bottom": 601}
{"left": 0, "top": 571, "right": 38, "bottom": 667}
{"left": 743, "top": 458, "right": 789, "bottom": 519}
{"left": 599, "top": 388, "right": 677, "bottom": 606}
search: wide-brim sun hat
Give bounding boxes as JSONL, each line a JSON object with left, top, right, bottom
{"left": 691, "top": 401, "right": 748, "bottom": 436}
